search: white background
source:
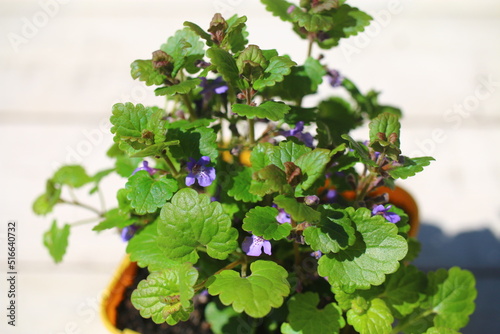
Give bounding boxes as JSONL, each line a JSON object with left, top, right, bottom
{"left": 1, "top": 0, "right": 499, "bottom": 333}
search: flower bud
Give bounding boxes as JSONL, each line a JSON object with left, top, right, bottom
{"left": 304, "top": 195, "right": 319, "bottom": 206}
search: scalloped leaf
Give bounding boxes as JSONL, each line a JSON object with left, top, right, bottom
{"left": 383, "top": 264, "right": 427, "bottom": 318}
{"left": 232, "top": 101, "right": 290, "bottom": 121}
{"left": 130, "top": 59, "right": 166, "bottom": 86}
{"left": 157, "top": 188, "right": 238, "bottom": 263}
{"left": 303, "top": 206, "right": 356, "bottom": 253}
{"left": 250, "top": 142, "right": 278, "bottom": 172}
{"left": 295, "top": 148, "right": 330, "bottom": 190}
{"left": 250, "top": 164, "right": 293, "bottom": 197}
{"left": 424, "top": 267, "right": 477, "bottom": 330}
{"left": 347, "top": 298, "right": 393, "bottom": 334}
{"left": 227, "top": 167, "right": 263, "bottom": 203}
{"left": 388, "top": 156, "right": 435, "bottom": 180}
{"left": 206, "top": 47, "right": 244, "bottom": 90}
{"left": 242, "top": 206, "right": 292, "bottom": 240}
{"left": 52, "top": 165, "right": 91, "bottom": 188}
{"left": 131, "top": 263, "right": 198, "bottom": 325}
{"left": 166, "top": 125, "right": 218, "bottom": 162}
{"left": 207, "top": 260, "right": 290, "bottom": 318}
{"left": 161, "top": 27, "right": 204, "bottom": 75}
{"left": 260, "top": 0, "right": 293, "bottom": 22}
{"left": 270, "top": 140, "right": 311, "bottom": 170}
{"left": 253, "top": 56, "right": 297, "bottom": 90}
{"left": 43, "top": 220, "right": 70, "bottom": 263}
{"left": 155, "top": 78, "right": 202, "bottom": 96}
{"left": 273, "top": 195, "right": 321, "bottom": 223}
{"left": 126, "top": 221, "right": 177, "bottom": 271}
{"left": 286, "top": 292, "right": 344, "bottom": 334}
{"left": 317, "top": 207, "right": 408, "bottom": 292}
{"left": 125, "top": 172, "right": 178, "bottom": 215}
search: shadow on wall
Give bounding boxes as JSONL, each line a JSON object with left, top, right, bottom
{"left": 413, "top": 224, "right": 500, "bottom": 333}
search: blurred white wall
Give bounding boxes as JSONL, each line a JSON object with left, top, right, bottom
{"left": 0, "top": 0, "right": 499, "bottom": 333}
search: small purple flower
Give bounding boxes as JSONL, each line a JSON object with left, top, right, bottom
{"left": 199, "top": 77, "right": 229, "bottom": 101}
{"left": 324, "top": 189, "right": 337, "bottom": 203}
{"left": 132, "top": 161, "right": 157, "bottom": 176}
{"left": 287, "top": 5, "right": 296, "bottom": 14}
{"left": 326, "top": 69, "right": 343, "bottom": 88}
{"left": 185, "top": 156, "right": 216, "bottom": 187}
{"left": 310, "top": 250, "right": 322, "bottom": 260}
{"left": 276, "top": 209, "right": 291, "bottom": 224}
{"left": 242, "top": 235, "right": 272, "bottom": 257}
{"left": 371, "top": 204, "right": 401, "bottom": 224}
{"left": 121, "top": 225, "right": 138, "bottom": 242}
{"left": 280, "top": 121, "right": 314, "bottom": 148}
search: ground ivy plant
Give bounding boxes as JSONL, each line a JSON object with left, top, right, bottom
{"left": 34, "top": 1, "right": 477, "bottom": 333}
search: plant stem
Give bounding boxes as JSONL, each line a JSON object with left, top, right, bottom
{"left": 181, "top": 94, "right": 197, "bottom": 121}
{"left": 60, "top": 198, "right": 102, "bottom": 216}
{"left": 161, "top": 151, "right": 179, "bottom": 177}
{"left": 307, "top": 34, "right": 314, "bottom": 58}
{"left": 248, "top": 118, "right": 256, "bottom": 145}
{"left": 71, "top": 217, "right": 101, "bottom": 227}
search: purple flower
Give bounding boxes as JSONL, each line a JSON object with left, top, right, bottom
{"left": 287, "top": 5, "right": 296, "bottom": 14}
{"left": 132, "top": 161, "right": 157, "bottom": 176}
{"left": 281, "top": 121, "right": 314, "bottom": 148}
{"left": 242, "top": 235, "right": 272, "bottom": 257}
{"left": 276, "top": 209, "right": 291, "bottom": 224}
{"left": 371, "top": 204, "right": 401, "bottom": 224}
{"left": 326, "top": 69, "right": 343, "bottom": 88}
{"left": 199, "top": 76, "right": 229, "bottom": 101}
{"left": 121, "top": 225, "right": 138, "bottom": 242}
{"left": 310, "top": 250, "right": 322, "bottom": 260}
{"left": 185, "top": 156, "right": 216, "bottom": 187}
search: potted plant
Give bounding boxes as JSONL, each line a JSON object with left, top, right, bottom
{"left": 33, "top": 1, "right": 477, "bottom": 333}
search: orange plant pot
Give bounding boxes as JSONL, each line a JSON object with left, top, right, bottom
{"left": 100, "top": 255, "right": 140, "bottom": 334}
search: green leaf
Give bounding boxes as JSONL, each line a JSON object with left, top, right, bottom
{"left": 52, "top": 165, "right": 91, "bottom": 188}
{"left": 270, "top": 139, "right": 311, "bottom": 170}
{"left": 295, "top": 148, "right": 330, "bottom": 190}
{"left": 250, "top": 164, "right": 293, "bottom": 196}
{"left": 131, "top": 264, "right": 198, "bottom": 325}
{"left": 161, "top": 27, "right": 205, "bottom": 75}
{"left": 253, "top": 56, "right": 297, "bottom": 90}
{"left": 424, "top": 267, "right": 477, "bottom": 330}
{"left": 290, "top": 9, "right": 334, "bottom": 32}
{"left": 303, "top": 206, "right": 356, "bottom": 253}
{"left": 347, "top": 298, "right": 393, "bottom": 334}
{"left": 126, "top": 221, "right": 177, "bottom": 272}
{"left": 383, "top": 264, "right": 427, "bottom": 318}
{"left": 157, "top": 188, "right": 238, "bottom": 263}
{"left": 206, "top": 47, "right": 244, "bottom": 90}
{"left": 126, "top": 172, "right": 178, "bottom": 215}
{"left": 250, "top": 142, "right": 277, "bottom": 172}
{"left": 207, "top": 260, "right": 290, "bottom": 318}
{"left": 92, "top": 208, "right": 134, "bottom": 232}
{"left": 33, "top": 180, "right": 61, "bottom": 215}
{"left": 224, "top": 15, "right": 249, "bottom": 53}
{"left": 110, "top": 103, "right": 166, "bottom": 153}
{"left": 286, "top": 292, "right": 344, "bottom": 334}
{"left": 242, "top": 206, "right": 292, "bottom": 240}
{"left": 424, "top": 328, "right": 460, "bottom": 334}
{"left": 317, "top": 97, "right": 360, "bottom": 145}
{"left": 232, "top": 101, "right": 290, "bottom": 121}
{"left": 227, "top": 167, "right": 263, "bottom": 203}
{"left": 204, "top": 301, "right": 243, "bottom": 334}
{"left": 43, "top": 220, "right": 70, "bottom": 263}
{"left": 183, "top": 21, "right": 213, "bottom": 45}
{"left": 236, "top": 44, "right": 267, "bottom": 71}
{"left": 130, "top": 141, "right": 180, "bottom": 158}
{"left": 304, "top": 57, "right": 326, "bottom": 87}
{"left": 260, "top": 0, "right": 294, "bottom": 22}
{"left": 317, "top": 207, "right": 408, "bottom": 292}
{"left": 154, "top": 78, "right": 202, "bottom": 96}
{"left": 369, "top": 112, "right": 400, "bottom": 145}
{"left": 274, "top": 195, "right": 321, "bottom": 223}
{"left": 341, "top": 134, "right": 377, "bottom": 167}
{"left": 388, "top": 156, "right": 435, "bottom": 180}
{"left": 166, "top": 125, "right": 218, "bottom": 162}
{"left": 130, "top": 59, "right": 166, "bottom": 86}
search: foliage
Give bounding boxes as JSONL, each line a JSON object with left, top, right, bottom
{"left": 33, "top": 1, "right": 475, "bottom": 333}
